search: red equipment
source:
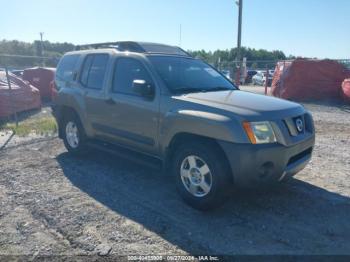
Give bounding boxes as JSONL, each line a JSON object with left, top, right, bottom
{"left": 342, "top": 79, "right": 350, "bottom": 103}
{"left": 22, "top": 67, "right": 56, "bottom": 101}
{"left": 271, "top": 59, "right": 350, "bottom": 101}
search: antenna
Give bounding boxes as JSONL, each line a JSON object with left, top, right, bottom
{"left": 179, "top": 24, "right": 182, "bottom": 47}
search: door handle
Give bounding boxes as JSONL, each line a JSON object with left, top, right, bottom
{"left": 105, "top": 98, "right": 116, "bottom": 105}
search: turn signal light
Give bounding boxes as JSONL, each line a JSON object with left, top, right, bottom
{"left": 242, "top": 122, "right": 257, "bottom": 144}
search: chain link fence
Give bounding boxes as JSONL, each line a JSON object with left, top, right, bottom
{"left": 0, "top": 54, "right": 60, "bottom": 70}
{"left": 216, "top": 59, "right": 350, "bottom": 84}
{"left": 1, "top": 53, "right": 349, "bottom": 126}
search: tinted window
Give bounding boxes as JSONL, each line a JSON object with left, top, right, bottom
{"left": 113, "top": 58, "right": 153, "bottom": 95}
{"left": 149, "top": 56, "right": 235, "bottom": 94}
{"left": 80, "top": 54, "right": 109, "bottom": 89}
{"left": 80, "top": 55, "right": 93, "bottom": 86}
{"left": 56, "top": 55, "right": 79, "bottom": 82}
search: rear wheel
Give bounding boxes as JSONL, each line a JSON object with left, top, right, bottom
{"left": 62, "top": 113, "right": 87, "bottom": 154}
{"left": 172, "top": 141, "right": 231, "bottom": 211}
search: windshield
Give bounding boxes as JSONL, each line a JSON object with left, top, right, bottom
{"left": 149, "top": 56, "right": 236, "bottom": 94}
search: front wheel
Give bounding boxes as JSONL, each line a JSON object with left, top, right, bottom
{"left": 172, "top": 141, "right": 232, "bottom": 211}
{"left": 62, "top": 114, "right": 87, "bottom": 154}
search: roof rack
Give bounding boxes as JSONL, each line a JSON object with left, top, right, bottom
{"left": 75, "top": 41, "right": 191, "bottom": 57}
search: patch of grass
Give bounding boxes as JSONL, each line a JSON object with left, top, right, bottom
{"left": 1, "top": 117, "right": 58, "bottom": 137}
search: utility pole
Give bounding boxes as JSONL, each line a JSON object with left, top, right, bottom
{"left": 235, "top": 0, "right": 243, "bottom": 86}
{"left": 39, "top": 32, "right": 44, "bottom": 56}
{"left": 39, "top": 32, "right": 45, "bottom": 66}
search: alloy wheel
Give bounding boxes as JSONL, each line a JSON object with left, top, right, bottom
{"left": 180, "top": 155, "right": 213, "bottom": 197}
{"left": 65, "top": 121, "right": 79, "bottom": 149}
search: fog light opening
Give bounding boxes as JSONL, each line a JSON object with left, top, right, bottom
{"left": 259, "top": 162, "right": 275, "bottom": 179}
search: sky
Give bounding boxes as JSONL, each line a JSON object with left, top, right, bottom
{"left": 0, "top": 0, "right": 349, "bottom": 59}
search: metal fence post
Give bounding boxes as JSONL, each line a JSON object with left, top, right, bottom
{"left": 265, "top": 65, "right": 269, "bottom": 95}
{"left": 235, "top": 66, "right": 240, "bottom": 87}
{"left": 5, "top": 67, "right": 18, "bottom": 127}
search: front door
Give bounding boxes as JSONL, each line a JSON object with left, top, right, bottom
{"left": 102, "top": 57, "right": 160, "bottom": 155}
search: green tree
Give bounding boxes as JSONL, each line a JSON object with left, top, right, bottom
{"left": 0, "top": 39, "right": 74, "bottom": 68}
{"left": 188, "top": 47, "right": 288, "bottom": 69}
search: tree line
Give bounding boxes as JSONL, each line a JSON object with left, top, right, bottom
{"left": 0, "top": 39, "right": 293, "bottom": 69}
{"left": 0, "top": 40, "right": 74, "bottom": 68}
{"left": 189, "top": 47, "right": 295, "bottom": 70}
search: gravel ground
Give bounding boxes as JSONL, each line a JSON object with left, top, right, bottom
{"left": 0, "top": 94, "right": 349, "bottom": 257}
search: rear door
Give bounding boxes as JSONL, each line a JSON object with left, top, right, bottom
{"left": 79, "top": 53, "right": 111, "bottom": 136}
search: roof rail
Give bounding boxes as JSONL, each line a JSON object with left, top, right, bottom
{"left": 75, "top": 42, "right": 119, "bottom": 50}
{"left": 75, "top": 41, "right": 191, "bottom": 57}
{"left": 75, "top": 41, "right": 145, "bottom": 52}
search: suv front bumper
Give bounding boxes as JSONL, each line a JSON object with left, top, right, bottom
{"left": 218, "top": 135, "right": 315, "bottom": 187}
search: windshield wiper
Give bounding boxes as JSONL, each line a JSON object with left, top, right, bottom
{"left": 174, "top": 86, "right": 234, "bottom": 94}
{"left": 173, "top": 87, "right": 207, "bottom": 94}
{"left": 203, "top": 87, "right": 234, "bottom": 92}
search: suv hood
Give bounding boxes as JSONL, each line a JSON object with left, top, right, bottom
{"left": 174, "top": 90, "right": 303, "bottom": 118}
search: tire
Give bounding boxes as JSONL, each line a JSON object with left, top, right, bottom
{"left": 62, "top": 113, "right": 87, "bottom": 154}
{"left": 172, "top": 141, "right": 232, "bottom": 211}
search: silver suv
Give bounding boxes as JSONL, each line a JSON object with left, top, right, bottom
{"left": 53, "top": 41, "right": 315, "bottom": 210}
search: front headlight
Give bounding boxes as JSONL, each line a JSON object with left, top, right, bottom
{"left": 243, "top": 121, "right": 277, "bottom": 144}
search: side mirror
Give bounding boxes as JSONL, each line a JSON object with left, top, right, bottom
{"left": 132, "top": 79, "right": 155, "bottom": 98}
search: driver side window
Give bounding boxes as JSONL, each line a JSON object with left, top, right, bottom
{"left": 112, "top": 58, "right": 153, "bottom": 96}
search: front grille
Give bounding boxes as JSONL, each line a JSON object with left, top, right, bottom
{"left": 304, "top": 113, "right": 314, "bottom": 133}
{"left": 287, "top": 147, "right": 313, "bottom": 166}
{"left": 284, "top": 113, "right": 313, "bottom": 137}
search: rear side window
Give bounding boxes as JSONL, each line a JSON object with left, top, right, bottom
{"left": 56, "top": 55, "right": 80, "bottom": 82}
{"left": 80, "top": 54, "right": 109, "bottom": 89}
{"left": 80, "top": 56, "right": 94, "bottom": 86}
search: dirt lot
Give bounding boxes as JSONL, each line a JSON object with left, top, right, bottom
{"left": 0, "top": 91, "right": 350, "bottom": 257}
